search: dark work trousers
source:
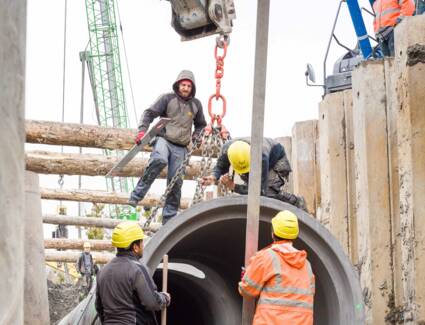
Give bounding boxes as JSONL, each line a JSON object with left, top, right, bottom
{"left": 130, "top": 137, "right": 187, "bottom": 223}
{"left": 378, "top": 29, "right": 395, "bottom": 57}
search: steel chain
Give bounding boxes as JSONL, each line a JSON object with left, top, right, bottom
{"left": 142, "top": 129, "right": 205, "bottom": 230}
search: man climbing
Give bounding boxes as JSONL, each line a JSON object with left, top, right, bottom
{"left": 373, "top": 0, "right": 414, "bottom": 56}
{"left": 239, "top": 210, "right": 315, "bottom": 325}
{"left": 201, "top": 138, "right": 306, "bottom": 210}
{"left": 128, "top": 70, "right": 207, "bottom": 224}
{"left": 95, "top": 221, "right": 170, "bottom": 324}
{"left": 76, "top": 242, "right": 98, "bottom": 292}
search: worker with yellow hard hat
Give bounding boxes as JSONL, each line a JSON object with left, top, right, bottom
{"left": 201, "top": 137, "right": 306, "bottom": 210}
{"left": 239, "top": 210, "right": 315, "bottom": 325}
{"left": 95, "top": 222, "right": 170, "bottom": 324}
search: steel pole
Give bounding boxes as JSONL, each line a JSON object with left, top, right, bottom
{"left": 242, "top": 0, "right": 270, "bottom": 323}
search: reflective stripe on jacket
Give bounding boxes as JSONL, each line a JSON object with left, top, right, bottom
{"left": 373, "top": 0, "right": 414, "bottom": 33}
{"left": 239, "top": 241, "right": 315, "bottom": 325}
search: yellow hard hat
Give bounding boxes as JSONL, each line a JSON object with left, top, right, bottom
{"left": 83, "top": 242, "right": 91, "bottom": 249}
{"left": 227, "top": 141, "right": 250, "bottom": 174}
{"left": 112, "top": 221, "right": 144, "bottom": 249}
{"left": 271, "top": 210, "right": 299, "bottom": 240}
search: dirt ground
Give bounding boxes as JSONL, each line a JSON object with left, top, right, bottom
{"left": 47, "top": 279, "right": 84, "bottom": 324}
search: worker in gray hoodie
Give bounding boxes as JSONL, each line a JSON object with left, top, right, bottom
{"left": 129, "top": 70, "right": 206, "bottom": 224}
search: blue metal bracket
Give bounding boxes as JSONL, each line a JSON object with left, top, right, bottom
{"left": 346, "top": 0, "right": 373, "bottom": 59}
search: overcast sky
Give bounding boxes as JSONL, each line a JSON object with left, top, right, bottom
{"left": 25, "top": 0, "right": 376, "bottom": 237}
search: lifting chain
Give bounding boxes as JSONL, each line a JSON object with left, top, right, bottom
{"left": 192, "top": 127, "right": 227, "bottom": 204}
{"left": 142, "top": 129, "right": 206, "bottom": 231}
{"left": 208, "top": 37, "right": 228, "bottom": 128}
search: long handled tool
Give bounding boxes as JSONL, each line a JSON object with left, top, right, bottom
{"left": 161, "top": 254, "right": 169, "bottom": 325}
{"left": 106, "top": 118, "right": 170, "bottom": 178}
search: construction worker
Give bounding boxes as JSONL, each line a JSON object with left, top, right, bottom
{"left": 129, "top": 70, "right": 207, "bottom": 224}
{"left": 77, "top": 242, "right": 98, "bottom": 292}
{"left": 95, "top": 222, "right": 170, "bottom": 324}
{"left": 373, "top": 0, "right": 415, "bottom": 57}
{"left": 239, "top": 210, "right": 315, "bottom": 325}
{"left": 202, "top": 138, "right": 306, "bottom": 210}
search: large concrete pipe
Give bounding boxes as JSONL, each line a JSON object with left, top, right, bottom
{"left": 60, "top": 196, "right": 364, "bottom": 324}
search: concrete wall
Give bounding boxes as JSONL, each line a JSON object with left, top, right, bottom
{"left": 318, "top": 91, "right": 349, "bottom": 255}
{"left": 291, "top": 120, "right": 320, "bottom": 215}
{"left": 24, "top": 172, "right": 50, "bottom": 324}
{"left": 308, "top": 15, "right": 425, "bottom": 325}
{"left": 395, "top": 15, "right": 425, "bottom": 324}
{"left": 0, "top": 1, "right": 27, "bottom": 324}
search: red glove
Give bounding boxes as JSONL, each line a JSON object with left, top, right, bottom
{"left": 135, "top": 131, "right": 145, "bottom": 145}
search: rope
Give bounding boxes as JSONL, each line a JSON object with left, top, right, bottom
{"left": 116, "top": 0, "right": 138, "bottom": 126}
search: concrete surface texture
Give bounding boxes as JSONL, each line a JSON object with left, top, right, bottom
{"left": 291, "top": 120, "right": 321, "bottom": 215}
{"left": 24, "top": 172, "right": 50, "bottom": 324}
{"left": 0, "top": 1, "right": 27, "bottom": 324}
{"left": 352, "top": 60, "right": 394, "bottom": 325}
{"left": 395, "top": 15, "right": 425, "bottom": 324}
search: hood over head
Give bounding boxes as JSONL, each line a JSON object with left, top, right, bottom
{"left": 271, "top": 240, "right": 307, "bottom": 269}
{"left": 173, "top": 70, "right": 196, "bottom": 99}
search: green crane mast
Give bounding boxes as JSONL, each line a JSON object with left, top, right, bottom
{"left": 85, "top": 0, "right": 135, "bottom": 218}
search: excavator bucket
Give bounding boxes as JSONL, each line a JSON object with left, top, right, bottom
{"left": 168, "top": 0, "right": 236, "bottom": 41}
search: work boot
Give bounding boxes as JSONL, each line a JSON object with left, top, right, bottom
{"left": 128, "top": 198, "right": 138, "bottom": 208}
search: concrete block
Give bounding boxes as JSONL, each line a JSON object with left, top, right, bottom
{"left": 291, "top": 120, "right": 320, "bottom": 215}
{"left": 0, "top": 1, "right": 27, "bottom": 324}
{"left": 342, "top": 91, "right": 358, "bottom": 264}
{"left": 384, "top": 58, "right": 404, "bottom": 315}
{"left": 352, "top": 60, "right": 393, "bottom": 324}
{"left": 318, "top": 91, "right": 349, "bottom": 255}
{"left": 394, "top": 15, "right": 425, "bottom": 324}
{"left": 24, "top": 172, "right": 50, "bottom": 324}
{"left": 275, "top": 136, "right": 293, "bottom": 193}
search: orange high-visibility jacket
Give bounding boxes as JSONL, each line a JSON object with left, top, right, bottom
{"left": 239, "top": 240, "right": 315, "bottom": 325}
{"left": 373, "top": 0, "right": 415, "bottom": 33}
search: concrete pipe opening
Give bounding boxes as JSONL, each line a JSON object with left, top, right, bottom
{"left": 144, "top": 196, "right": 364, "bottom": 325}
{"left": 60, "top": 196, "right": 364, "bottom": 324}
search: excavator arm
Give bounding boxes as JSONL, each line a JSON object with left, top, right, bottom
{"left": 166, "top": 0, "right": 236, "bottom": 41}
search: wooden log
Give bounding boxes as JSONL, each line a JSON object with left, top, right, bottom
{"left": 25, "top": 150, "right": 201, "bottom": 180}
{"left": 44, "top": 239, "right": 114, "bottom": 251}
{"left": 43, "top": 214, "right": 122, "bottom": 229}
{"left": 25, "top": 119, "right": 203, "bottom": 155}
{"left": 45, "top": 250, "right": 114, "bottom": 264}
{"left": 40, "top": 188, "right": 191, "bottom": 209}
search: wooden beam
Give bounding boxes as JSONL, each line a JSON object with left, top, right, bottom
{"left": 25, "top": 120, "right": 203, "bottom": 155}
{"left": 45, "top": 250, "right": 114, "bottom": 264}
{"left": 40, "top": 188, "right": 191, "bottom": 209}
{"left": 44, "top": 239, "right": 114, "bottom": 251}
{"left": 43, "top": 214, "right": 122, "bottom": 229}
{"left": 25, "top": 150, "right": 201, "bottom": 179}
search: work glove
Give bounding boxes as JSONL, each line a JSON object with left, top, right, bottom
{"left": 162, "top": 292, "right": 171, "bottom": 307}
{"left": 135, "top": 130, "right": 145, "bottom": 145}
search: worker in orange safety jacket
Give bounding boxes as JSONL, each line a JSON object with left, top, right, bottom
{"left": 373, "top": 0, "right": 415, "bottom": 56}
{"left": 238, "top": 210, "right": 315, "bottom": 325}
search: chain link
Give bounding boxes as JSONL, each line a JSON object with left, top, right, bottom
{"left": 142, "top": 129, "right": 205, "bottom": 231}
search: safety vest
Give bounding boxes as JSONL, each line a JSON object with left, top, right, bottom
{"left": 239, "top": 242, "right": 315, "bottom": 325}
{"left": 373, "top": 0, "right": 415, "bottom": 33}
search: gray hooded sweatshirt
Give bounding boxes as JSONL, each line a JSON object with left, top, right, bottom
{"left": 138, "top": 70, "right": 207, "bottom": 146}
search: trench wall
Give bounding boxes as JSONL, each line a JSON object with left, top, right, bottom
{"left": 289, "top": 16, "right": 425, "bottom": 324}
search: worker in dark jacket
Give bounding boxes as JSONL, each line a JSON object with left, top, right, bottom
{"left": 202, "top": 138, "right": 306, "bottom": 209}
{"left": 77, "top": 242, "right": 98, "bottom": 292}
{"left": 129, "top": 70, "right": 207, "bottom": 223}
{"left": 95, "top": 222, "right": 170, "bottom": 324}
